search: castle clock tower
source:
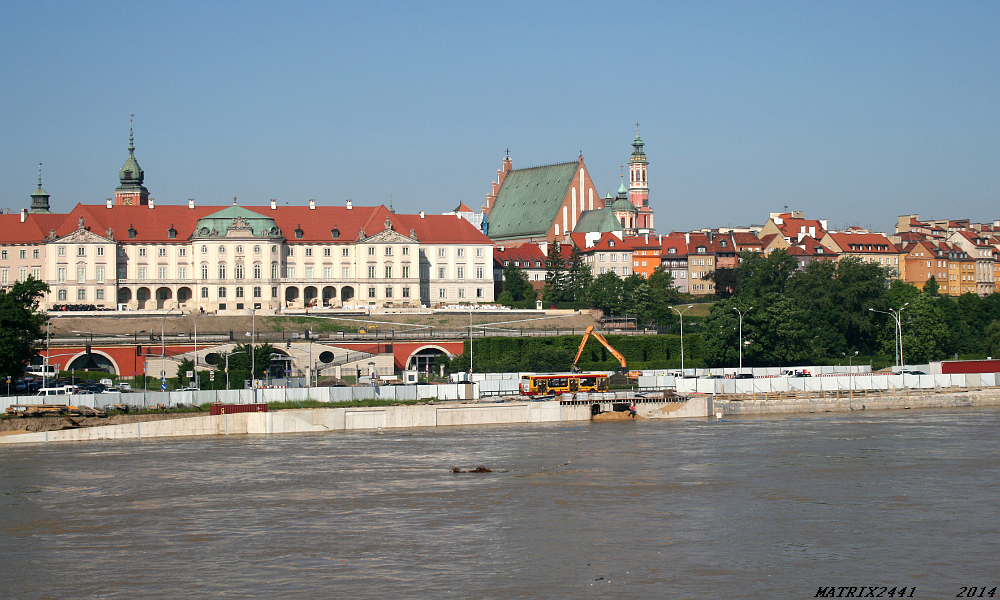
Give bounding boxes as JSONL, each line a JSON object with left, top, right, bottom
{"left": 114, "top": 118, "right": 149, "bottom": 206}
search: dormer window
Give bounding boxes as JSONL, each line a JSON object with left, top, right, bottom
{"left": 295, "top": 225, "right": 304, "bottom": 239}
{"left": 331, "top": 226, "right": 340, "bottom": 239}
{"left": 609, "top": 240, "right": 615, "bottom": 247}
{"left": 128, "top": 224, "right": 137, "bottom": 239}
{"left": 167, "top": 224, "right": 177, "bottom": 239}
{"left": 697, "top": 246, "right": 706, "bottom": 253}
{"left": 720, "top": 240, "right": 727, "bottom": 248}
{"left": 668, "top": 248, "right": 676, "bottom": 254}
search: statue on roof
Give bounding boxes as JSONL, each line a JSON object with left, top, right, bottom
{"left": 409, "top": 228, "right": 417, "bottom": 240}
{"left": 78, "top": 215, "right": 85, "bottom": 229}
{"left": 107, "top": 227, "right": 114, "bottom": 239}
{"left": 385, "top": 216, "right": 393, "bottom": 230}
{"left": 48, "top": 229, "right": 56, "bottom": 241}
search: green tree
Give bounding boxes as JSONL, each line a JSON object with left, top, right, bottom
{"left": 542, "top": 243, "right": 568, "bottom": 304}
{"left": 217, "top": 343, "right": 278, "bottom": 381}
{"left": 985, "top": 320, "right": 1000, "bottom": 358}
{"left": 175, "top": 358, "right": 195, "bottom": 386}
{"left": 707, "top": 267, "right": 738, "bottom": 298}
{"left": 0, "top": 277, "right": 49, "bottom": 379}
{"left": 736, "top": 249, "right": 798, "bottom": 298}
{"left": 587, "top": 271, "right": 625, "bottom": 315}
{"left": 923, "top": 276, "right": 939, "bottom": 296}
{"left": 893, "top": 294, "right": 949, "bottom": 364}
{"left": 564, "top": 245, "right": 591, "bottom": 302}
{"left": 501, "top": 264, "right": 535, "bottom": 302}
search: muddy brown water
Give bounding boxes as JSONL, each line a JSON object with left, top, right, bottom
{"left": 1, "top": 408, "right": 998, "bottom": 599}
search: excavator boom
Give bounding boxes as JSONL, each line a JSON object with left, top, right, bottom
{"left": 571, "top": 325, "right": 635, "bottom": 377}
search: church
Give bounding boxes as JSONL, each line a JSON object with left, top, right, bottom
{"left": 481, "top": 128, "right": 656, "bottom": 246}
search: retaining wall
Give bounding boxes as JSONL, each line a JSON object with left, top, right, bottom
{"left": 715, "top": 389, "right": 1000, "bottom": 416}
{"left": 0, "top": 397, "right": 710, "bottom": 445}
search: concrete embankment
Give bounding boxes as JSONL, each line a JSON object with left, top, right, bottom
{"left": 0, "top": 397, "right": 712, "bottom": 445}
{"left": 714, "top": 388, "right": 1000, "bottom": 416}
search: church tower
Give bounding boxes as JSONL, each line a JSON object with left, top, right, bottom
{"left": 30, "top": 163, "right": 51, "bottom": 213}
{"left": 114, "top": 117, "right": 150, "bottom": 206}
{"left": 628, "top": 125, "right": 654, "bottom": 232}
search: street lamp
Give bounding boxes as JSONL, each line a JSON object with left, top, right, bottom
{"left": 669, "top": 304, "right": 694, "bottom": 373}
{"left": 870, "top": 304, "right": 908, "bottom": 370}
{"left": 160, "top": 308, "right": 179, "bottom": 389}
{"left": 732, "top": 306, "right": 753, "bottom": 372}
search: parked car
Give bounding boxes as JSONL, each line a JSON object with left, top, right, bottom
{"left": 734, "top": 373, "right": 754, "bottom": 379}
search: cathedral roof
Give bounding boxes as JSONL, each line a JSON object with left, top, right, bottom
{"left": 485, "top": 161, "right": 580, "bottom": 240}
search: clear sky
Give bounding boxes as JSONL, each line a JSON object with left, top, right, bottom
{"left": 2, "top": 1, "right": 998, "bottom": 233}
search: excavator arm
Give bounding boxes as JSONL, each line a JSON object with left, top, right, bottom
{"left": 572, "top": 325, "right": 632, "bottom": 375}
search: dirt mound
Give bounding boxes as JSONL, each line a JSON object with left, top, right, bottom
{"left": 0, "top": 412, "right": 204, "bottom": 434}
{"left": 592, "top": 411, "right": 642, "bottom": 421}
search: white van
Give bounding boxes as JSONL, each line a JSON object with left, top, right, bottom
{"left": 37, "top": 386, "right": 74, "bottom": 397}
{"left": 27, "top": 365, "right": 58, "bottom": 378}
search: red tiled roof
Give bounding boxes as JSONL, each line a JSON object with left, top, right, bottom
{"left": 494, "top": 243, "right": 546, "bottom": 267}
{"left": 827, "top": 232, "right": 899, "bottom": 253}
{"left": 0, "top": 203, "right": 490, "bottom": 246}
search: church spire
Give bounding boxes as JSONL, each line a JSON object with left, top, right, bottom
{"left": 115, "top": 113, "right": 150, "bottom": 205}
{"left": 30, "top": 162, "right": 51, "bottom": 213}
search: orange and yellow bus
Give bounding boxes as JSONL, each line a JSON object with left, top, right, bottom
{"left": 519, "top": 373, "right": 609, "bottom": 396}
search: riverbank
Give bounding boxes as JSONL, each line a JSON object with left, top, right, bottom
{"left": 713, "top": 387, "right": 1000, "bottom": 415}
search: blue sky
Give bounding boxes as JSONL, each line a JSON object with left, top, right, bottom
{"left": 2, "top": 1, "right": 998, "bottom": 233}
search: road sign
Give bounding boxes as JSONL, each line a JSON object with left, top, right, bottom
{"left": 186, "top": 371, "right": 194, "bottom": 378}
{"left": 209, "top": 370, "right": 215, "bottom": 382}
{"left": 160, "top": 377, "right": 167, "bottom": 391}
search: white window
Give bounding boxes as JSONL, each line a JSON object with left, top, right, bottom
{"left": 272, "top": 264, "right": 280, "bottom": 279}
{"left": 342, "top": 248, "right": 349, "bottom": 257}
{"left": 77, "top": 289, "right": 86, "bottom": 300}
{"left": 402, "top": 266, "right": 409, "bottom": 278}
{"left": 599, "top": 267, "right": 605, "bottom": 274}
{"left": 138, "top": 248, "right": 146, "bottom": 257}
{"left": 96, "top": 289, "right": 104, "bottom": 300}
{"left": 610, "top": 254, "right": 616, "bottom": 262}
{"left": 385, "top": 266, "right": 392, "bottom": 278}
{"left": 138, "top": 267, "right": 146, "bottom": 280}
{"left": 77, "top": 267, "right": 86, "bottom": 283}
{"left": 219, "top": 264, "right": 226, "bottom": 279}
{"left": 77, "top": 247, "right": 85, "bottom": 257}
{"left": 438, "top": 248, "right": 446, "bottom": 258}
{"left": 323, "top": 247, "right": 331, "bottom": 257}
{"left": 58, "top": 246, "right": 66, "bottom": 257}
{"left": 254, "top": 264, "right": 261, "bottom": 278}
{"left": 96, "top": 266, "right": 105, "bottom": 283}
{"left": 342, "top": 267, "right": 350, "bottom": 278}
{"left": 178, "top": 248, "right": 186, "bottom": 257}
{"left": 385, "top": 287, "right": 393, "bottom": 298}
{"left": 305, "top": 267, "right": 314, "bottom": 279}
{"left": 18, "top": 267, "right": 26, "bottom": 281}
{"left": 385, "top": 246, "right": 392, "bottom": 256}
{"left": 368, "top": 246, "right": 375, "bottom": 256}
{"left": 457, "top": 267, "right": 465, "bottom": 279}
{"left": 458, "top": 288, "right": 465, "bottom": 298}
{"left": 323, "top": 267, "right": 332, "bottom": 279}
{"left": 158, "top": 267, "right": 167, "bottom": 279}
{"left": 305, "top": 248, "right": 312, "bottom": 257}
{"left": 477, "top": 288, "right": 484, "bottom": 298}
{"left": 438, "top": 267, "right": 446, "bottom": 279}
{"left": 403, "top": 246, "right": 410, "bottom": 256}
{"left": 457, "top": 248, "right": 465, "bottom": 258}
{"left": 178, "top": 267, "right": 186, "bottom": 280}
{"left": 476, "top": 267, "right": 484, "bottom": 279}
{"left": 599, "top": 253, "right": 606, "bottom": 261}
{"left": 158, "top": 248, "right": 167, "bottom": 257}
{"left": 476, "top": 248, "right": 483, "bottom": 258}
{"left": 439, "top": 288, "right": 446, "bottom": 298}
{"left": 287, "top": 267, "right": 295, "bottom": 279}
{"left": 32, "top": 267, "right": 40, "bottom": 279}
{"left": 368, "top": 266, "right": 376, "bottom": 278}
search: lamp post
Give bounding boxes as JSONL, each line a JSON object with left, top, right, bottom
{"left": 469, "top": 308, "right": 473, "bottom": 376}
{"left": 870, "top": 304, "right": 908, "bottom": 370}
{"left": 250, "top": 308, "right": 256, "bottom": 400}
{"left": 161, "top": 308, "right": 179, "bottom": 389}
{"left": 669, "top": 304, "right": 694, "bottom": 373}
{"left": 732, "top": 306, "right": 752, "bottom": 372}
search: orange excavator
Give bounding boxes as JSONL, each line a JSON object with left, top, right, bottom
{"left": 572, "top": 326, "right": 642, "bottom": 383}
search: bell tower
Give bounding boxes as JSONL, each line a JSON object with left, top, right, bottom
{"left": 628, "top": 124, "right": 654, "bottom": 232}
{"left": 114, "top": 115, "right": 149, "bottom": 205}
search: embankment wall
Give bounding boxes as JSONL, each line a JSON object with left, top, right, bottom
{"left": 715, "top": 389, "right": 1000, "bottom": 416}
{"left": 0, "top": 398, "right": 711, "bottom": 445}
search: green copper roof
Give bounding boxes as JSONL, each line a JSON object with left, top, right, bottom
{"left": 618, "top": 179, "right": 628, "bottom": 195}
{"left": 485, "top": 162, "right": 579, "bottom": 240}
{"left": 630, "top": 131, "right": 646, "bottom": 161}
{"left": 573, "top": 209, "right": 624, "bottom": 234}
{"left": 30, "top": 163, "right": 50, "bottom": 213}
{"left": 117, "top": 124, "right": 148, "bottom": 193}
{"left": 193, "top": 206, "right": 280, "bottom": 238}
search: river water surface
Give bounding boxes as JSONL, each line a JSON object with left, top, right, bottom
{"left": 2, "top": 408, "right": 998, "bottom": 599}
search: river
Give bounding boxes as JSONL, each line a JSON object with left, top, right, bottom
{"left": 1, "top": 408, "right": 998, "bottom": 599}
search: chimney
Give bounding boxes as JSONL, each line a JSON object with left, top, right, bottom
{"left": 148, "top": 197, "right": 154, "bottom": 209}
{"left": 188, "top": 198, "right": 195, "bottom": 209}
{"left": 498, "top": 245, "right": 504, "bottom": 252}
{"left": 20, "top": 208, "right": 27, "bottom": 222}
{"left": 270, "top": 198, "right": 277, "bottom": 210}
{"left": 346, "top": 199, "right": 353, "bottom": 210}
{"left": 419, "top": 211, "right": 425, "bottom": 219}
{"left": 106, "top": 197, "right": 113, "bottom": 209}
{"left": 644, "top": 234, "right": 649, "bottom": 244}
{"left": 309, "top": 198, "right": 316, "bottom": 210}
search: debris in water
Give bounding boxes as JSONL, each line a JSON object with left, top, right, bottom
{"left": 452, "top": 466, "right": 493, "bottom": 473}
